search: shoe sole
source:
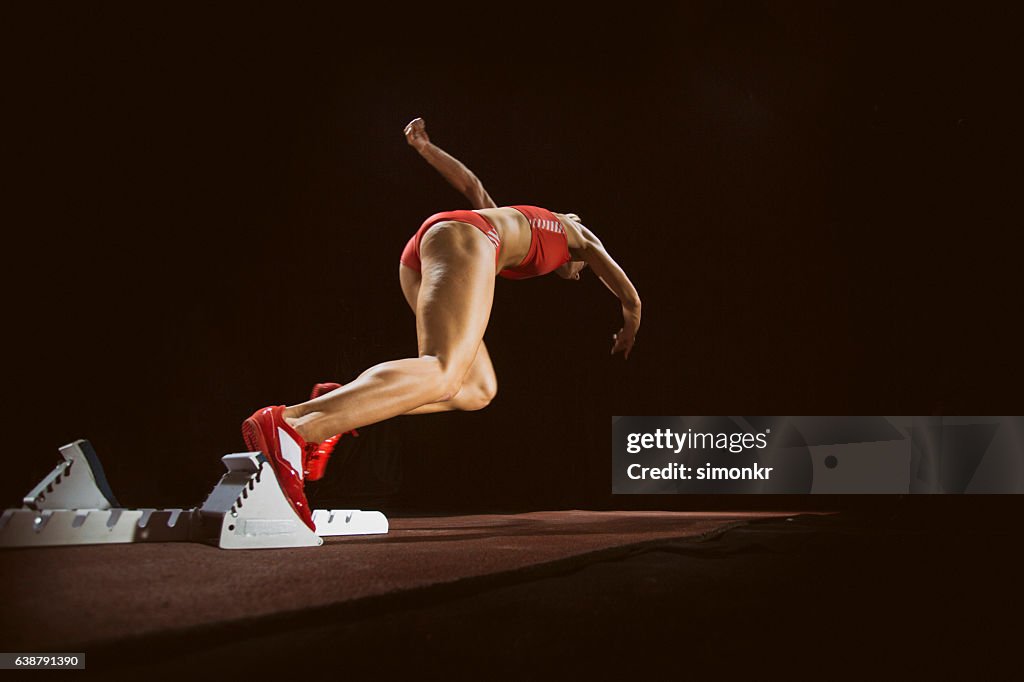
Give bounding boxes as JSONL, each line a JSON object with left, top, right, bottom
{"left": 241, "top": 417, "right": 264, "bottom": 455}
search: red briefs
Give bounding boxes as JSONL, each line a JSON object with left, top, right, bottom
{"left": 399, "top": 205, "right": 571, "bottom": 280}
{"left": 400, "top": 210, "right": 501, "bottom": 271}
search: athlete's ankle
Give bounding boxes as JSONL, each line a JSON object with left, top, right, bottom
{"left": 284, "top": 411, "right": 321, "bottom": 443}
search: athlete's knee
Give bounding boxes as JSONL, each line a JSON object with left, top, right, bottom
{"left": 479, "top": 376, "right": 498, "bottom": 407}
{"left": 462, "top": 387, "right": 496, "bottom": 411}
{"left": 458, "top": 377, "right": 497, "bottom": 412}
{"left": 420, "top": 355, "right": 471, "bottom": 403}
{"left": 437, "top": 374, "right": 467, "bottom": 404}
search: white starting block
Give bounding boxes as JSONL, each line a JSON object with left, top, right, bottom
{"left": 0, "top": 440, "right": 388, "bottom": 550}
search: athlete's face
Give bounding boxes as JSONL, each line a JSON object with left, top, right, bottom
{"left": 556, "top": 260, "right": 588, "bottom": 280}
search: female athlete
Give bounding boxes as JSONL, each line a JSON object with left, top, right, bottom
{"left": 242, "top": 118, "right": 641, "bottom": 529}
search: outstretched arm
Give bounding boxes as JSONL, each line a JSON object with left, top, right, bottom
{"left": 572, "top": 223, "right": 642, "bottom": 359}
{"left": 404, "top": 117, "right": 497, "bottom": 210}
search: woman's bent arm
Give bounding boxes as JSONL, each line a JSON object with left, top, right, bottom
{"left": 404, "top": 117, "right": 497, "bottom": 210}
{"left": 576, "top": 225, "right": 641, "bottom": 359}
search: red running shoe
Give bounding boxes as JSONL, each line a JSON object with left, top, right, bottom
{"left": 241, "top": 405, "right": 317, "bottom": 531}
{"left": 311, "top": 382, "right": 342, "bottom": 398}
{"left": 304, "top": 382, "right": 358, "bottom": 481}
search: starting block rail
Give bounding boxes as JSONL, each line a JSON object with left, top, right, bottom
{"left": 0, "top": 440, "right": 388, "bottom": 550}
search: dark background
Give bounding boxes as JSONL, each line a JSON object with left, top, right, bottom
{"left": 5, "top": 2, "right": 1020, "bottom": 513}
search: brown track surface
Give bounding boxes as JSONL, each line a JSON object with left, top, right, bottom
{"left": 0, "top": 510, "right": 793, "bottom": 651}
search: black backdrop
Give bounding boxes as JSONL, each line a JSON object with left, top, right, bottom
{"left": 5, "top": 2, "right": 1019, "bottom": 512}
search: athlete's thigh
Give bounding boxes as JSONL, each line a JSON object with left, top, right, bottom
{"left": 401, "top": 245, "right": 494, "bottom": 387}
{"left": 415, "top": 222, "right": 496, "bottom": 368}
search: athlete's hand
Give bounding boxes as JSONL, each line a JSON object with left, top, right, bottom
{"left": 404, "top": 117, "right": 431, "bottom": 151}
{"left": 611, "top": 327, "right": 637, "bottom": 359}
{"left": 612, "top": 308, "right": 640, "bottom": 360}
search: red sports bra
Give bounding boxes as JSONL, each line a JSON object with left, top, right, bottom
{"left": 498, "top": 206, "right": 573, "bottom": 280}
